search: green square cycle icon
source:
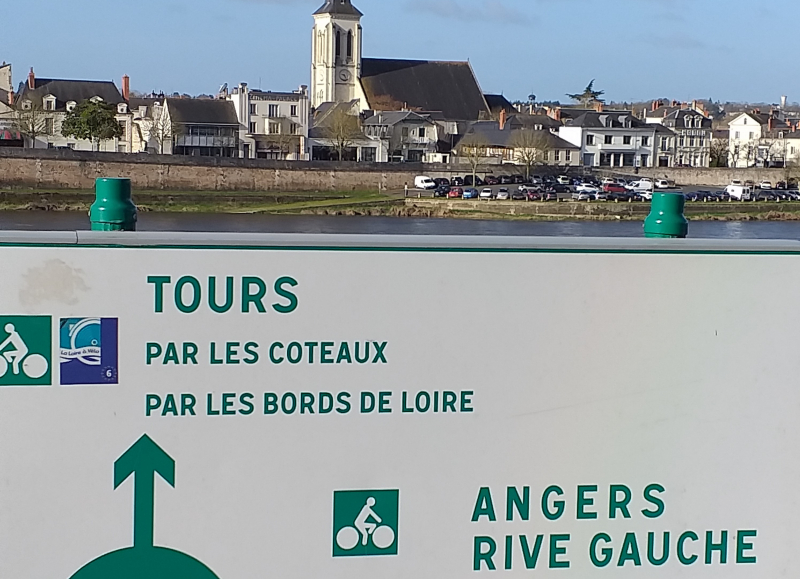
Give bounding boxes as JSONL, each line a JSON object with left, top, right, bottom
{"left": 333, "top": 489, "right": 399, "bottom": 557}
{"left": 0, "top": 316, "right": 52, "bottom": 386}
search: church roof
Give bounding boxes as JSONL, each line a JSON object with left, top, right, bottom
{"left": 314, "top": 0, "right": 363, "bottom": 17}
{"left": 360, "top": 58, "right": 489, "bottom": 121}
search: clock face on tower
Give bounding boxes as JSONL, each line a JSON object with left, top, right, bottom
{"left": 338, "top": 69, "right": 352, "bottom": 82}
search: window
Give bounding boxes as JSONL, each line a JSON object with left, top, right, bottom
{"left": 640, "top": 154, "right": 649, "bottom": 167}
{"left": 735, "top": 131, "right": 740, "bottom": 139}
{"left": 418, "top": 127, "right": 426, "bottom": 138}
{"left": 361, "top": 147, "right": 376, "bottom": 163}
{"left": 544, "top": 151, "right": 550, "bottom": 161}
{"left": 347, "top": 31, "right": 353, "bottom": 61}
{"left": 684, "top": 117, "right": 691, "bottom": 127}
{"left": 401, "top": 127, "right": 409, "bottom": 138}
{"left": 694, "top": 117, "right": 701, "bottom": 128}
{"left": 554, "top": 150, "right": 560, "bottom": 162}
{"left": 642, "top": 136, "right": 649, "bottom": 146}
{"left": 44, "top": 118, "right": 54, "bottom": 135}
{"left": 335, "top": 30, "right": 342, "bottom": 61}
{"left": 586, "top": 134, "right": 594, "bottom": 145}
{"left": 22, "top": 100, "right": 31, "bottom": 110}
{"left": 290, "top": 105, "right": 298, "bottom": 117}
{"left": 749, "top": 132, "right": 754, "bottom": 140}
{"left": 249, "top": 122, "right": 257, "bottom": 133}
{"left": 689, "top": 137, "right": 695, "bottom": 147}
{"left": 604, "top": 135, "right": 613, "bottom": 144}
{"left": 679, "top": 137, "right": 685, "bottom": 147}
{"left": 118, "top": 121, "right": 126, "bottom": 139}
{"left": 269, "top": 104, "right": 279, "bottom": 117}
{"left": 565, "top": 151, "right": 571, "bottom": 162}
{"left": 269, "top": 122, "right": 280, "bottom": 134}
{"left": 660, "top": 137, "right": 668, "bottom": 149}
{"left": 699, "top": 137, "right": 705, "bottom": 147}
{"left": 44, "top": 98, "right": 55, "bottom": 111}
{"left": 249, "top": 104, "right": 257, "bottom": 115}
{"left": 623, "top": 135, "right": 632, "bottom": 145}
{"left": 290, "top": 124, "right": 298, "bottom": 135}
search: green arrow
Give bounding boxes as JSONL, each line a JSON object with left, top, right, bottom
{"left": 114, "top": 434, "right": 175, "bottom": 549}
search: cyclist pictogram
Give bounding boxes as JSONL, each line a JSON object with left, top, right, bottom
{"left": 0, "top": 316, "right": 51, "bottom": 386}
{"left": 333, "top": 489, "right": 399, "bottom": 557}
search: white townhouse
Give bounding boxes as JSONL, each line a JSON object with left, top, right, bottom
{"left": 728, "top": 111, "right": 800, "bottom": 168}
{"left": 558, "top": 111, "right": 657, "bottom": 168}
{"left": 228, "top": 83, "right": 310, "bottom": 160}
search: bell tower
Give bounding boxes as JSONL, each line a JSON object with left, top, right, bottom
{"left": 311, "top": 0, "right": 362, "bottom": 109}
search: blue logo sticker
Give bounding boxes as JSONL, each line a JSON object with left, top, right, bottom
{"left": 60, "top": 318, "right": 118, "bottom": 385}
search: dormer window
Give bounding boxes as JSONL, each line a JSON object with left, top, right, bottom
{"left": 117, "top": 103, "right": 128, "bottom": 114}
{"left": 21, "top": 100, "right": 32, "bottom": 110}
{"left": 43, "top": 95, "right": 56, "bottom": 111}
{"left": 684, "top": 116, "right": 691, "bottom": 127}
{"left": 66, "top": 101, "right": 77, "bottom": 113}
{"left": 89, "top": 96, "right": 103, "bottom": 103}
{"left": 694, "top": 117, "right": 701, "bottom": 128}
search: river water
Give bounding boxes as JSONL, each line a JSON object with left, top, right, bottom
{"left": 1, "top": 211, "right": 800, "bottom": 239}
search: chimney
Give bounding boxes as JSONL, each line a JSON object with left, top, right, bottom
{"left": 769, "top": 117, "right": 774, "bottom": 131}
{"left": 554, "top": 108, "right": 562, "bottom": 122}
{"left": 122, "top": 75, "right": 130, "bottom": 101}
{"left": 594, "top": 102, "right": 604, "bottom": 112}
{"left": 28, "top": 67, "right": 35, "bottom": 90}
{"left": 651, "top": 100, "right": 658, "bottom": 111}
{"left": 8, "top": 89, "right": 13, "bottom": 106}
{"left": 499, "top": 108, "right": 507, "bottom": 130}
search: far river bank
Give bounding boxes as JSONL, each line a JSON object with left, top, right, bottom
{"left": 3, "top": 188, "right": 800, "bottom": 222}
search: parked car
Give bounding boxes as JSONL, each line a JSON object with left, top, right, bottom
{"left": 576, "top": 183, "right": 600, "bottom": 194}
{"left": 433, "top": 177, "right": 451, "bottom": 187}
{"left": 415, "top": 176, "right": 437, "bottom": 190}
{"left": 451, "top": 177, "right": 464, "bottom": 186}
{"left": 496, "top": 188, "right": 510, "bottom": 200}
{"left": 499, "top": 175, "right": 514, "bottom": 185}
{"left": 655, "top": 179, "right": 671, "bottom": 189}
{"left": 447, "top": 187, "right": 463, "bottom": 198}
{"left": 572, "top": 191, "right": 593, "bottom": 201}
{"left": 464, "top": 175, "right": 485, "bottom": 187}
{"left": 754, "top": 190, "right": 779, "bottom": 202}
{"left": 593, "top": 190, "right": 609, "bottom": 201}
{"left": 526, "top": 189, "right": 542, "bottom": 201}
{"left": 479, "top": 188, "right": 494, "bottom": 200}
{"left": 434, "top": 184, "right": 450, "bottom": 197}
{"left": 541, "top": 189, "right": 558, "bottom": 202}
{"left": 513, "top": 175, "right": 525, "bottom": 184}
{"left": 603, "top": 183, "right": 627, "bottom": 194}
{"left": 484, "top": 175, "right": 499, "bottom": 185}
{"left": 685, "top": 190, "right": 717, "bottom": 202}
{"left": 607, "top": 190, "right": 636, "bottom": 202}
{"left": 531, "top": 175, "right": 544, "bottom": 185}
{"left": 511, "top": 189, "right": 527, "bottom": 200}
{"left": 726, "top": 185, "right": 753, "bottom": 201}
{"left": 758, "top": 180, "right": 772, "bottom": 190}
{"left": 462, "top": 187, "right": 479, "bottom": 199}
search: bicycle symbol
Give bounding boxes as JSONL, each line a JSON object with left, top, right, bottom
{"left": 335, "top": 497, "right": 396, "bottom": 551}
{"left": 0, "top": 323, "right": 49, "bottom": 380}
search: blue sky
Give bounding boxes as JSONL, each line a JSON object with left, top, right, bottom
{"left": 3, "top": 0, "right": 798, "bottom": 105}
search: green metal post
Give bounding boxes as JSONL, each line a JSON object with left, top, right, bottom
{"left": 644, "top": 192, "right": 688, "bottom": 239}
{"left": 90, "top": 178, "right": 137, "bottom": 231}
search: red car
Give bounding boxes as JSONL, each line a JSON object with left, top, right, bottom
{"left": 448, "top": 187, "right": 463, "bottom": 198}
{"left": 603, "top": 183, "right": 626, "bottom": 193}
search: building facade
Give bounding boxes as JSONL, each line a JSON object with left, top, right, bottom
{"left": 558, "top": 112, "right": 656, "bottom": 168}
{"left": 229, "top": 83, "right": 309, "bottom": 160}
{"left": 727, "top": 112, "right": 800, "bottom": 168}
{"left": 645, "top": 105, "right": 711, "bottom": 167}
{"left": 311, "top": 0, "right": 363, "bottom": 109}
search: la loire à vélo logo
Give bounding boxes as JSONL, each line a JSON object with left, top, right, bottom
{"left": 0, "top": 316, "right": 51, "bottom": 386}
{"left": 333, "top": 490, "right": 399, "bottom": 557}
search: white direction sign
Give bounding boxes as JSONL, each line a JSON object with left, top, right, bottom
{"left": 0, "top": 236, "right": 798, "bottom": 578}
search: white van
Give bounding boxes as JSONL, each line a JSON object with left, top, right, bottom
{"left": 415, "top": 176, "right": 436, "bottom": 190}
{"left": 726, "top": 185, "right": 752, "bottom": 201}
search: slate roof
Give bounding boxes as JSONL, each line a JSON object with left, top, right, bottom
{"left": 15, "top": 78, "right": 123, "bottom": 111}
{"left": 566, "top": 111, "right": 649, "bottom": 129}
{"left": 662, "top": 109, "right": 712, "bottom": 129}
{"left": 362, "top": 110, "right": 435, "bottom": 126}
{"left": 507, "top": 113, "right": 562, "bottom": 130}
{"left": 314, "top": 0, "right": 362, "bottom": 17}
{"left": 0, "top": 88, "right": 9, "bottom": 106}
{"left": 166, "top": 98, "right": 239, "bottom": 125}
{"left": 484, "top": 94, "right": 515, "bottom": 115}
{"left": 466, "top": 121, "right": 579, "bottom": 149}
{"left": 360, "top": 58, "right": 489, "bottom": 121}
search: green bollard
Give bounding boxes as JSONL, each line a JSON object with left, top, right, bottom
{"left": 644, "top": 192, "right": 688, "bottom": 239}
{"left": 90, "top": 178, "right": 137, "bottom": 231}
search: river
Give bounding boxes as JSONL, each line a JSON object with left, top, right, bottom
{"left": 1, "top": 211, "right": 800, "bottom": 239}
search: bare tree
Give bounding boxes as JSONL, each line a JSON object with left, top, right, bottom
{"left": 510, "top": 129, "right": 551, "bottom": 179}
{"left": 757, "top": 137, "right": 782, "bottom": 167}
{"left": 13, "top": 102, "right": 49, "bottom": 148}
{"left": 709, "top": 138, "right": 729, "bottom": 167}
{"left": 323, "top": 106, "right": 361, "bottom": 161}
{"left": 142, "top": 104, "right": 182, "bottom": 154}
{"left": 457, "top": 133, "right": 490, "bottom": 186}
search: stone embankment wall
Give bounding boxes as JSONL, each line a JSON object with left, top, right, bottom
{"left": 0, "top": 149, "right": 792, "bottom": 191}
{"left": 607, "top": 167, "right": 794, "bottom": 187}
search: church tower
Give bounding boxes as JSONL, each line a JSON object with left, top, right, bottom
{"left": 311, "top": 0, "right": 363, "bottom": 109}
